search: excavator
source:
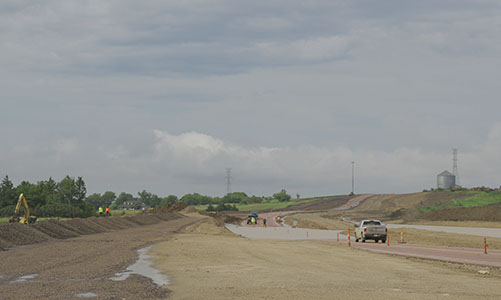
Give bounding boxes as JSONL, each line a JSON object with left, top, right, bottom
{"left": 9, "top": 193, "right": 37, "bottom": 224}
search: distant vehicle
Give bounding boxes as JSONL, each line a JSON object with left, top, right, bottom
{"left": 247, "top": 211, "right": 258, "bottom": 225}
{"left": 354, "top": 220, "right": 387, "bottom": 243}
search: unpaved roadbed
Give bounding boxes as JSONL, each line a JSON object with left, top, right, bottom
{"left": 0, "top": 215, "right": 197, "bottom": 300}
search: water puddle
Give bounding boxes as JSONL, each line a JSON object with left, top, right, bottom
{"left": 76, "top": 292, "right": 97, "bottom": 298}
{"left": 110, "top": 246, "right": 169, "bottom": 286}
{"left": 10, "top": 274, "right": 38, "bottom": 283}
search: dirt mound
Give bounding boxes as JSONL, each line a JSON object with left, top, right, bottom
{"left": 180, "top": 206, "right": 199, "bottom": 214}
{"left": 421, "top": 206, "right": 501, "bottom": 222}
{"left": 32, "top": 220, "right": 80, "bottom": 239}
{"left": 0, "top": 222, "right": 52, "bottom": 247}
{"left": 184, "top": 218, "right": 234, "bottom": 236}
{"left": 0, "top": 211, "right": 182, "bottom": 251}
{"left": 147, "top": 203, "right": 188, "bottom": 214}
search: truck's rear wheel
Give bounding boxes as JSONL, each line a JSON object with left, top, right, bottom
{"left": 382, "top": 239, "right": 386, "bottom": 243}
{"left": 375, "top": 239, "right": 378, "bottom": 243}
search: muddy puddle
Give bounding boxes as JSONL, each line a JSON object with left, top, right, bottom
{"left": 10, "top": 274, "right": 38, "bottom": 283}
{"left": 76, "top": 292, "right": 97, "bottom": 298}
{"left": 111, "top": 246, "right": 169, "bottom": 286}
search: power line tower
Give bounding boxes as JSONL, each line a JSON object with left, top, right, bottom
{"left": 225, "top": 168, "right": 232, "bottom": 195}
{"left": 351, "top": 161, "right": 355, "bottom": 195}
{"left": 452, "top": 148, "right": 460, "bottom": 186}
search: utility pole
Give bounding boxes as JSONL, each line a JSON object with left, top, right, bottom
{"left": 225, "top": 168, "right": 232, "bottom": 195}
{"left": 351, "top": 161, "right": 355, "bottom": 195}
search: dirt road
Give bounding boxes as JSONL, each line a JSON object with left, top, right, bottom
{"left": 388, "top": 224, "right": 501, "bottom": 238}
{"left": 153, "top": 217, "right": 501, "bottom": 300}
{"left": 0, "top": 215, "right": 197, "bottom": 300}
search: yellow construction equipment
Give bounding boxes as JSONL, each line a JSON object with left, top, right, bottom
{"left": 9, "top": 193, "right": 37, "bottom": 224}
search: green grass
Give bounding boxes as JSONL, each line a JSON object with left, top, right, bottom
{"left": 194, "top": 195, "right": 340, "bottom": 212}
{"left": 419, "top": 191, "right": 501, "bottom": 213}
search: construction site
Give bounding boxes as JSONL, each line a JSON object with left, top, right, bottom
{"left": 2, "top": 193, "right": 501, "bottom": 299}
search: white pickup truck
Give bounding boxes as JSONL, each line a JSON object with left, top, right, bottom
{"left": 354, "top": 220, "right": 387, "bottom": 243}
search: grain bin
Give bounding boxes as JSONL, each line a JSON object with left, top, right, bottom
{"left": 437, "top": 170, "right": 456, "bottom": 189}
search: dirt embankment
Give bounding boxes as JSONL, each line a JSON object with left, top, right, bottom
{"left": 0, "top": 203, "right": 190, "bottom": 251}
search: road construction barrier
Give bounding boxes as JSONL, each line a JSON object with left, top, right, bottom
{"left": 306, "top": 231, "right": 309, "bottom": 239}
{"left": 484, "top": 237, "right": 487, "bottom": 254}
{"left": 337, "top": 233, "right": 339, "bottom": 242}
{"left": 348, "top": 228, "right": 351, "bottom": 247}
{"left": 387, "top": 232, "right": 390, "bottom": 246}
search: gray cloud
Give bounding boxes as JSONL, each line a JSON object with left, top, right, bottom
{"left": 1, "top": 1, "right": 501, "bottom": 196}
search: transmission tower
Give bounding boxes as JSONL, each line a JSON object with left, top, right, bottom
{"left": 225, "top": 168, "right": 232, "bottom": 195}
{"left": 452, "top": 148, "right": 460, "bottom": 186}
{"left": 351, "top": 161, "right": 355, "bottom": 195}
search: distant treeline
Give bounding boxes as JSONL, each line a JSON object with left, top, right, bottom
{"left": 0, "top": 175, "right": 292, "bottom": 218}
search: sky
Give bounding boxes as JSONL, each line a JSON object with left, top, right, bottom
{"left": 1, "top": 0, "right": 500, "bottom": 197}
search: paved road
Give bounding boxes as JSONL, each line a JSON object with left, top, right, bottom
{"left": 227, "top": 221, "right": 501, "bottom": 268}
{"left": 387, "top": 224, "right": 501, "bottom": 238}
{"left": 335, "top": 194, "right": 374, "bottom": 210}
{"left": 226, "top": 224, "right": 341, "bottom": 241}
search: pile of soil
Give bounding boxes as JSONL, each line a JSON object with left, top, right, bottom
{"left": 211, "top": 213, "right": 242, "bottom": 226}
{"left": 0, "top": 212, "right": 181, "bottom": 251}
{"left": 421, "top": 206, "right": 501, "bottom": 222}
{"left": 147, "top": 203, "right": 188, "bottom": 214}
{"left": 180, "top": 206, "right": 199, "bottom": 214}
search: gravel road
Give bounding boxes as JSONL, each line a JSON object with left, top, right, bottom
{"left": 0, "top": 216, "right": 197, "bottom": 300}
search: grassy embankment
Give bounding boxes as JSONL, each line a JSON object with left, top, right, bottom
{"left": 419, "top": 191, "right": 501, "bottom": 213}
{"left": 194, "top": 195, "right": 338, "bottom": 212}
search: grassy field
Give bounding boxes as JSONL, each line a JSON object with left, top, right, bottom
{"left": 194, "top": 195, "right": 337, "bottom": 212}
{"left": 419, "top": 191, "right": 501, "bottom": 213}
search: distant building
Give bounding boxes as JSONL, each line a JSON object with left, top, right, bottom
{"left": 120, "top": 200, "right": 147, "bottom": 210}
{"left": 437, "top": 170, "right": 456, "bottom": 189}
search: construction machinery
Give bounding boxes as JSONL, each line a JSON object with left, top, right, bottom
{"left": 9, "top": 193, "right": 37, "bottom": 224}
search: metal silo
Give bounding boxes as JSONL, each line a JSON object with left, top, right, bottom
{"left": 437, "top": 170, "right": 456, "bottom": 189}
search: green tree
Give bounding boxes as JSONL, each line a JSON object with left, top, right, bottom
{"left": 85, "top": 193, "right": 102, "bottom": 209}
{"left": 56, "top": 176, "right": 77, "bottom": 204}
{"left": 75, "top": 177, "right": 87, "bottom": 202}
{"left": 273, "top": 189, "right": 291, "bottom": 202}
{"left": 101, "top": 191, "right": 116, "bottom": 208}
{"left": 0, "top": 175, "right": 17, "bottom": 207}
{"left": 162, "top": 195, "right": 178, "bottom": 205}
{"left": 114, "top": 192, "right": 135, "bottom": 206}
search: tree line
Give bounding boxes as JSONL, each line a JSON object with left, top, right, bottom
{"left": 0, "top": 175, "right": 292, "bottom": 218}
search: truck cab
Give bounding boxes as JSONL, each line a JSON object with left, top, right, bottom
{"left": 354, "top": 220, "right": 387, "bottom": 243}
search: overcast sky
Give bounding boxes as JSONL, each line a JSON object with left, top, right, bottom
{"left": 1, "top": 0, "right": 500, "bottom": 197}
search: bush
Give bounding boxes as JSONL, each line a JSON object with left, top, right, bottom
{"left": 273, "top": 189, "right": 291, "bottom": 202}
